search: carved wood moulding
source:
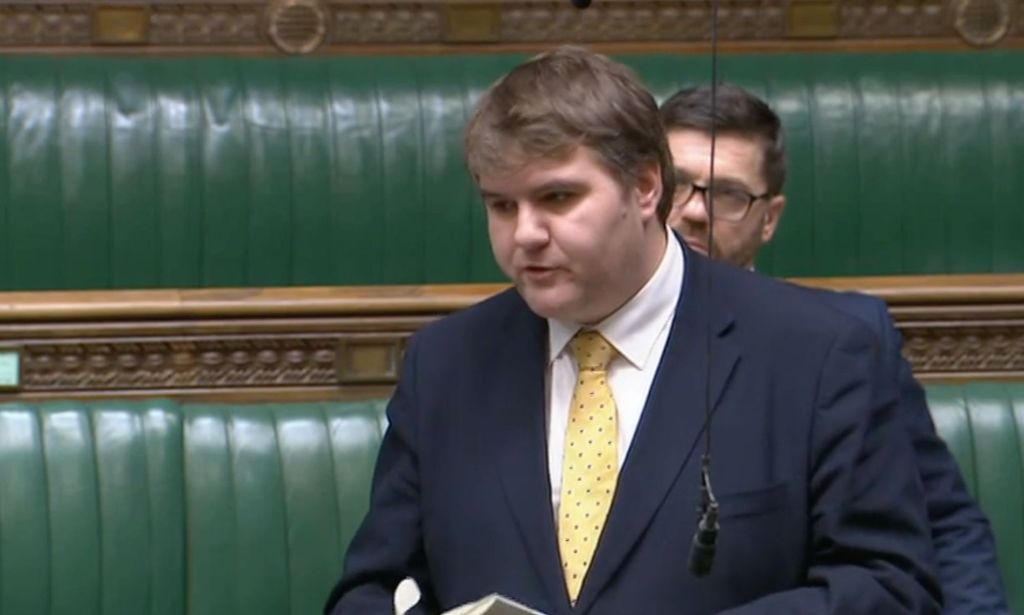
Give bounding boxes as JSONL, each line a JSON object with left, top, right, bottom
{"left": 901, "top": 324, "right": 1024, "bottom": 379}
{"left": 838, "top": 0, "right": 949, "bottom": 38}
{"left": 796, "top": 274, "right": 1024, "bottom": 382}
{"left": 0, "top": 284, "right": 492, "bottom": 400}
{"left": 0, "top": 275, "right": 1021, "bottom": 400}
{"left": 0, "top": 0, "right": 1019, "bottom": 53}
{"left": 150, "top": 4, "right": 261, "bottom": 45}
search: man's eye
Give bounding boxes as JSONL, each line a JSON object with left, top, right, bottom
{"left": 543, "top": 191, "right": 575, "bottom": 204}
{"left": 487, "top": 199, "right": 516, "bottom": 213}
{"left": 715, "top": 188, "right": 748, "bottom": 204}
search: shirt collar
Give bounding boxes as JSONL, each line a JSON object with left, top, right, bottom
{"left": 548, "top": 229, "right": 684, "bottom": 369}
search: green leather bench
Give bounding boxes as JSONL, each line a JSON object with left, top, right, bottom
{"left": 1, "top": 50, "right": 1022, "bottom": 292}
{"left": 0, "top": 385, "right": 1020, "bottom": 613}
{"left": 928, "top": 383, "right": 1024, "bottom": 610}
{"left": 0, "top": 399, "right": 386, "bottom": 615}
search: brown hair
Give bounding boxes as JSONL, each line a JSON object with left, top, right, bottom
{"left": 659, "top": 83, "right": 787, "bottom": 195}
{"left": 465, "top": 46, "right": 675, "bottom": 223}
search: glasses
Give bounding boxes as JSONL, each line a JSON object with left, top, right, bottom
{"left": 673, "top": 181, "right": 771, "bottom": 222}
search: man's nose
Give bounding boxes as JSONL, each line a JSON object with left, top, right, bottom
{"left": 513, "top": 203, "right": 549, "bottom": 248}
{"left": 674, "top": 190, "right": 709, "bottom": 227}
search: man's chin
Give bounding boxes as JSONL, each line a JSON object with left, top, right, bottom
{"left": 681, "top": 236, "right": 709, "bottom": 256}
{"left": 515, "top": 284, "right": 574, "bottom": 321}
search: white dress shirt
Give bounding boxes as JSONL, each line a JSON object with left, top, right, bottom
{"left": 546, "top": 232, "right": 685, "bottom": 515}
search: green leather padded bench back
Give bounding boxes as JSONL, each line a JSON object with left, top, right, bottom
{"left": 928, "top": 383, "right": 1024, "bottom": 613}
{"left": 0, "top": 387, "right": 1021, "bottom": 612}
{"left": 0, "top": 399, "right": 386, "bottom": 615}
{"left": 0, "top": 400, "right": 187, "bottom": 615}
{"left": 1, "top": 51, "right": 1022, "bottom": 291}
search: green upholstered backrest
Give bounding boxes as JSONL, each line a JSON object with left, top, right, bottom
{"left": 0, "top": 386, "right": 1021, "bottom": 612}
{"left": 928, "top": 383, "right": 1024, "bottom": 614}
{"left": 0, "top": 400, "right": 186, "bottom": 615}
{"left": 0, "top": 398, "right": 387, "bottom": 615}
{"left": 1, "top": 51, "right": 1022, "bottom": 291}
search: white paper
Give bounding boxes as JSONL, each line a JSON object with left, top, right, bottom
{"left": 394, "top": 578, "right": 422, "bottom": 615}
{"left": 442, "top": 593, "right": 548, "bottom": 615}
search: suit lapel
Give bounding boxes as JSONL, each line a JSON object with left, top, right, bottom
{"left": 575, "top": 249, "right": 740, "bottom": 613}
{"left": 491, "top": 300, "right": 570, "bottom": 611}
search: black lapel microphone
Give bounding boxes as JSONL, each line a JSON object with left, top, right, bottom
{"left": 689, "top": 457, "right": 719, "bottom": 575}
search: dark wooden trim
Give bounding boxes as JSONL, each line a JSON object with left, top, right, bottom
{"left": 0, "top": 274, "right": 1021, "bottom": 400}
{"left": 2, "top": 37, "right": 1023, "bottom": 57}
{"left": 795, "top": 274, "right": 1024, "bottom": 305}
{"left": 3, "top": 274, "right": 1022, "bottom": 322}
{"left": 1, "top": 0, "right": 1021, "bottom": 55}
{"left": 8, "top": 384, "right": 396, "bottom": 402}
{"left": 0, "top": 284, "right": 508, "bottom": 322}
{"left": 318, "top": 38, "right": 1024, "bottom": 55}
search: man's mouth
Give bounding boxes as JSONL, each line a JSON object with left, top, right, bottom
{"left": 684, "top": 237, "right": 709, "bottom": 254}
{"left": 520, "top": 265, "right": 560, "bottom": 280}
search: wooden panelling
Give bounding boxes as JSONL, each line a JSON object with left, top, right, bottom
{"left": 0, "top": 276, "right": 1021, "bottom": 401}
{"left": 798, "top": 275, "right": 1024, "bottom": 382}
{"left": 0, "top": 0, "right": 1021, "bottom": 54}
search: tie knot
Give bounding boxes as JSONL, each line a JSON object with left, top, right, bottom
{"left": 570, "top": 330, "right": 617, "bottom": 371}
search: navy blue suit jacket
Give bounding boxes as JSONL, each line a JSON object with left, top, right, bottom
{"left": 808, "top": 289, "right": 1008, "bottom": 614}
{"left": 326, "top": 246, "right": 941, "bottom": 615}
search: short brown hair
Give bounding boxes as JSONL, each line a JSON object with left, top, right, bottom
{"left": 465, "top": 46, "right": 675, "bottom": 223}
{"left": 659, "top": 83, "right": 787, "bottom": 195}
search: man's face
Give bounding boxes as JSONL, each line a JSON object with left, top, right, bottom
{"left": 666, "top": 129, "right": 785, "bottom": 269}
{"left": 480, "top": 146, "right": 664, "bottom": 325}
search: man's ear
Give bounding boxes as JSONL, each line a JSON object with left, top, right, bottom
{"left": 761, "top": 194, "right": 786, "bottom": 243}
{"left": 634, "top": 161, "right": 663, "bottom": 219}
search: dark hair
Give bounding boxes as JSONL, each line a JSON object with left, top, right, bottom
{"left": 659, "top": 83, "right": 786, "bottom": 195}
{"left": 465, "top": 46, "right": 675, "bottom": 223}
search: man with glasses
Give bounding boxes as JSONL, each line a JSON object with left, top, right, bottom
{"left": 662, "top": 84, "right": 786, "bottom": 269}
{"left": 660, "top": 83, "right": 1009, "bottom": 614}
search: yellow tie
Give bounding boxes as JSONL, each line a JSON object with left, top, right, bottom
{"left": 558, "top": 330, "right": 619, "bottom": 603}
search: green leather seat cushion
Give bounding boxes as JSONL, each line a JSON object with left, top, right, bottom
{"left": 0, "top": 386, "right": 1020, "bottom": 612}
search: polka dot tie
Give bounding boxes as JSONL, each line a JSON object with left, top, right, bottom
{"left": 558, "top": 330, "right": 619, "bottom": 604}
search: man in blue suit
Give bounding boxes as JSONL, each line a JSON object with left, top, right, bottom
{"left": 325, "top": 47, "right": 941, "bottom": 614}
{"left": 660, "top": 83, "right": 1008, "bottom": 615}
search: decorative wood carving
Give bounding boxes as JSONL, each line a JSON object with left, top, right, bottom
{"left": 796, "top": 274, "right": 1024, "bottom": 382}
{"left": 267, "top": 0, "right": 329, "bottom": 53}
{"left": 0, "top": 1, "right": 1020, "bottom": 52}
{"left": 0, "top": 276, "right": 1021, "bottom": 401}
{"left": 838, "top": 0, "right": 948, "bottom": 38}
{"left": 498, "top": 1, "right": 787, "bottom": 43}
{"left": 331, "top": 3, "right": 442, "bottom": 44}
{"left": 0, "top": 5, "right": 92, "bottom": 45}
{"left": 951, "top": 0, "right": 1017, "bottom": 46}
{"left": 149, "top": 3, "right": 261, "bottom": 45}
{"left": 22, "top": 336, "right": 340, "bottom": 390}
{"left": 901, "top": 325, "right": 1024, "bottom": 378}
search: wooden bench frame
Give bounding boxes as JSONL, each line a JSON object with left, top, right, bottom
{"left": 1, "top": 274, "right": 1022, "bottom": 401}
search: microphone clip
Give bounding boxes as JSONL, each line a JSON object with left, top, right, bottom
{"left": 688, "top": 455, "right": 719, "bottom": 577}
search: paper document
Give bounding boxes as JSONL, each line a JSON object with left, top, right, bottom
{"left": 394, "top": 578, "right": 422, "bottom": 615}
{"left": 393, "top": 577, "right": 546, "bottom": 615}
{"left": 442, "top": 594, "right": 548, "bottom": 615}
